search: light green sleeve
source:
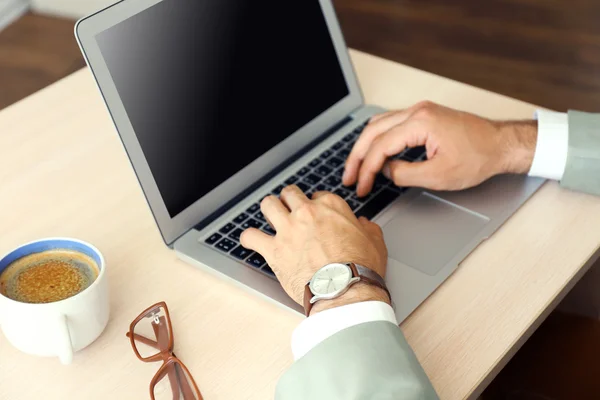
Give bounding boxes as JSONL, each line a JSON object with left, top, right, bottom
{"left": 561, "top": 111, "right": 600, "bottom": 195}
{"left": 275, "top": 321, "right": 439, "bottom": 400}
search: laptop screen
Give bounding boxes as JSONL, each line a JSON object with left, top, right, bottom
{"left": 96, "top": 0, "right": 349, "bottom": 218}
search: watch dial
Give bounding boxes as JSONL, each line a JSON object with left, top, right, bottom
{"left": 311, "top": 264, "right": 352, "bottom": 295}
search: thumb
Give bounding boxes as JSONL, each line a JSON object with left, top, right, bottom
{"left": 383, "top": 159, "right": 440, "bottom": 189}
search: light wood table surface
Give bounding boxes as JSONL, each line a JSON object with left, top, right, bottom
{"left": 1, "top": 50, "right": 600, "bottom": 400}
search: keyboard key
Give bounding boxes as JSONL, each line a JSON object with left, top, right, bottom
{"left": 314, "top": 165, "right": 332, "bottom": 177}
{"left": 320, "top": 150, "right": 333, "bottom": 159}
{"left": 306, "top": 191, "right": 314, "bottom": 198}
{"left": 375, "top": 174, "right": 390, "bottom": 186}
{"left": 285, "top": 176, "right": 299, "bottom": 185}
{"left": 231, "top": 245, "right": 253, "bottom": 260}
{"left": 263, "top": 224, "right": 276, "bottom": 235}
{"left": 246, "top": 203, "right": 260, "bottom": 214}
{"left": 403, "top": 146, "right": 426, "bottom": 161}
{"left": 343, "top": 183, "right": 357, "bottom": 192}
{"left": 334, "top": 168, "right": 344, "bottom": 178}
{"left": 334, "top": 188, "right": 351, "bottom": 199}
{"left": 229, "top": 228, "right": 244, "bottom": 241}
{"left": 346, "top": 199, "right": 361, "bottom": 211}
{"left": 326, "top": 157, "right": 344, "bottom": 168}
{"left": 246, "top": 254, "right": 266, "bottom": 269}
{"left": 332, "top": 141, "right": 344, "bottom": 150}
{"left": 372, "top": 175, "right": 390, "bottom": 190}
{"left": 255, "top": 211, "right": 266, "bottom": 222}
{"left": 272, "top": 184, "right": 284, "bottom": 195}
{"left": 297, "top": 167, "right": 310, "bottom": 176}
{"left": 242, "top": 218, "right": 263, "bottom": 229}
{"left": 315, "top": 183, "right": 333, "bottom": 192}
{"left": 309, "top": 158, "right": 321, "bottom": 167}
{"left": 337, "top": 148, "right": 350, "bottom": 159}
{"left": 297, "top": 182, "right": 311, "bottom": 193}
{"left": 303, "top": 173, "right": 322, "bottom": 185}
{"left": 373, "top": 183, "right": 385, "bottom": 192}
{"left": 215, "top": 238, "right": 237, "bottom": 253}
{"left": 388, "top": 185, "right": 407, "bottom": 194}
{"left": 219, "top": 223, "right": 235, "bottom": 234}
{"left": 352, "top": 192, "right": 372, "bottom": 202}
{"left": 205, "top": 233, "right": 222, "bottom": 245}
{"left": 262, "top": 266, "right": 276, "bottom": 276}
{"left": 234, "top": 213, "right": 249, "bottom": 224}
{"left": 342, "top": 133, "right": 354, "bottom": 142}
{"left": 355, "top": 189, "right": 399, "bottom": 220}
{"left": 324, "top": 176, "right": 341, "bottom": 187}
{"left": 354, "top": 126, "right": 364, "bottom": 134}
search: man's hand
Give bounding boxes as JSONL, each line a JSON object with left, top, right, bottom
{"left": 343, "top": 101, "right": 538, "bottom": 197}
{"left": 240, "top": 186, "right": 389, "bottom": 315}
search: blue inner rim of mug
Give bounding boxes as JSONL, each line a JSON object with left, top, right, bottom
{"left": 0, "top": 240, "right": 102, "bottom": 274}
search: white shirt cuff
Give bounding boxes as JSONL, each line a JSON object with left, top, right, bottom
{"left": 291, "top": 301, "right": 397, "bottom": 360}
{"left": 529, "top": 110, "right": 569, "bottom": 181}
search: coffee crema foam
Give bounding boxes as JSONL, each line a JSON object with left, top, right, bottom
{"left": 0, "top": 249, "right": 99, "bottom": 304}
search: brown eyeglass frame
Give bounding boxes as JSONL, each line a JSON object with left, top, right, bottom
{"left": 126, "top": 301, "right": 203, "bottom": 400}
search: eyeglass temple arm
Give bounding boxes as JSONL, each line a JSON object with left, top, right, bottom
{"left": 153, "top": 317, "right": 197, "bottom": 400}
{"left": 127, "top": 317, "right": 198, "bottom": 399}
{"left": 151, "top": 319, "right": 184, "bottom": 400}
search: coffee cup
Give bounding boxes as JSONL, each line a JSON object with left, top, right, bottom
{"left": 0, "top": 238, "right": 109, "bottom": 364}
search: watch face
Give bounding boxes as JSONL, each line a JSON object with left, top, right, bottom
{"left": 310, "top": 263, "right": 352, "bottom": 296}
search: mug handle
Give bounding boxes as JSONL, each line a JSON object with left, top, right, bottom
{"left": 54, "top": 314, "right": 73, "bottom": 365}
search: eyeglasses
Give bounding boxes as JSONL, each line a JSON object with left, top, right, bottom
{"left": 126, "top": 301, "right": 203, "bottom": 400}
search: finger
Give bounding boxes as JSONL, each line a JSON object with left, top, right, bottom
{"left": 357, "top": 121, "right": 428, "bottom": 196}
{"left": 382, "top": 159, "right": 442, "bottom": 190}
{"left": 260, "top": 195, "right": 289, "bottom": 231}
{"left": 358, "top": 216, "right": 384, "bottom": 238}
{"left": 311, "top": 191, "right": 354, "bottom": 216}
{"left": 240, "top": 228, "right": 274, "bottom": 255}
{"left": 368, "top": 110, "right": 395, "bottom": 123}
{"left": 344, "top": 105, "right": 424, "bottom": 186}
{"left": 310, "top": 190, "right": 332, "bottom": 200}
{"left": 279, "top": 185, "right": 309, "bottom": 211}
{"left": 358, "top": 216, "right": 371, "bottom": 227}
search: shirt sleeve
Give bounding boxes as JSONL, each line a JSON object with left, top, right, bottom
{"left": 529, "top": 110, "right": 569, "bottom": 181}
{"left": 291, "top": 300, "right": 397, "bottom": 360}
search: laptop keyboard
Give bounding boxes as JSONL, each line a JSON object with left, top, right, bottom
{"left": 201, "top": 119, "right": 426, "bottom": 280}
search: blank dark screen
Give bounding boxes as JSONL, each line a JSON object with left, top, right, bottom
{"left": 96, "top": 0, "right": 349, "bottom": 217}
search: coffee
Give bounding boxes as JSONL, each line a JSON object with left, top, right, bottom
{"left": 0, "top": 249, "right": 99, "bottom": 304}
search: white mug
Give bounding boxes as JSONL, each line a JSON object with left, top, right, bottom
{"left": 0, "top": 238, "right": 109, "bottom": 364}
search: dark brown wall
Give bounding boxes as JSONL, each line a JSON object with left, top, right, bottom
{"left": 333, "top": 0, "right": 600, "bottom": 112}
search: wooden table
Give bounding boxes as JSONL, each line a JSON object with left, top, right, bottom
{"left": 1, "top": 50, "right": 599, "bottom": 400}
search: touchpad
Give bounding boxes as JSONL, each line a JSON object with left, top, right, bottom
{"left": 382, "top": 193, "right": 489, "bottom": 276}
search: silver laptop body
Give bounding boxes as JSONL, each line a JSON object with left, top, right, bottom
{"left": 75, "top": 0, "right": 545, "bottom": 321}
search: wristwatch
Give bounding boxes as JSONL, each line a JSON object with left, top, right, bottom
{"left": 303, "top": 262, "right": 391, "bottom": 316}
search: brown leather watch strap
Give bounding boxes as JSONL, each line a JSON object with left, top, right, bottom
{"left": 350, "top": 263, "right": 391, "bottom": 304}
{"left": 303, "top": 284, "right": 313, "bottom": 317}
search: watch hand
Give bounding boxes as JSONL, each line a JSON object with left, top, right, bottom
{"left": 327, "top": 279, "right": 334, "bottom": 293}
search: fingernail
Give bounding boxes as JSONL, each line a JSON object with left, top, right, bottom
{"left": 356, "top": 183, "right": 364, "bottom": 197}
{"left": 342, "top": 168, "right": 349, "bottom": 183}
{"left": 382, "top": 164, "right": 391, "bottom": 179}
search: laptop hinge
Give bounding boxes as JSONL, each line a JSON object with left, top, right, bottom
{"left": 191, "top": 115, "right": 354, "bottom": 233}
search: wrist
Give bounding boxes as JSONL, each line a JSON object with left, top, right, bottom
{"left": 496, "top": 121, "right": 538, "bottom": 175}
{"left": 309, "top": 282, "right": 391, "bottom": 316}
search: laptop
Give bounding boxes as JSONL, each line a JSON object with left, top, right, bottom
{"left": 75, "top": 0, "right": 545, "bottom": 321}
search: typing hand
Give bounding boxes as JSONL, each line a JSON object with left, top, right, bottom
{"left": 343, "top": 101, "right": 538, "bottom": 197}
{"left": 240, "top": 186, "right": 389, "bottom": 315}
